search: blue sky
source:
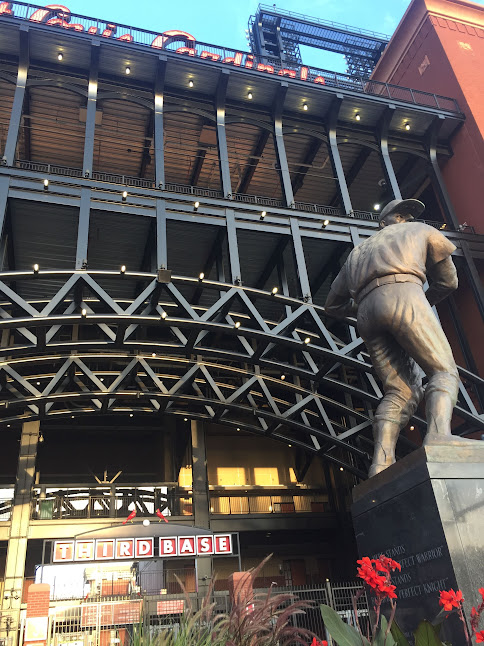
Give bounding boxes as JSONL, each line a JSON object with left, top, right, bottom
{"left": 61, "top": 0, "right": 483, "bottom": 73}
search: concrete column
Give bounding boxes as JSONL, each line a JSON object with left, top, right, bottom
{"left": 82, "top": 42, "right": 100, "bottom": 178}
{"left": 191, "top": 420, "right": 212, "bottom": 594}
{"left": 1, "top": 420, "right": 40, "bottom": 646}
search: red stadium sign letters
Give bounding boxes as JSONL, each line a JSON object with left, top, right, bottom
{"left": 0, "top": 3, "right": 326, "bottom": 85}
{"left": 53, "top": 534, "right": 232, "bottom": 562}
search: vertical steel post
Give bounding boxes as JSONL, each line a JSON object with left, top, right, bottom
{"left": 273, "top": 82, "right": 295, "bottom": 208}
{"left": 426, "top": 116, "right": 484, "bottom": 320}
{"left": 1, "top": 421, "right": 40, "bottom": 646}
{"left": 225, "top": 208, "right": 241, "bottom": 284}
{"left": 191, "top": 420, "right": 212, "bottom": 593}
{"left": 3, "top": 27, "right": 29, "bottom": 166}
{"left": 378, "top": 106, "right": 402, "bottom": 200}
{"left": 75, "top": 188, "right": 91, "bottom": 269}
{"left": 156, "top": 198, "right": 168, "bottom": 270}
{"left": 215, "top": 70, "right": 232, "bottom": 198}
{"left": 327, "top": 96, "right": 353, "bottom": 215}
{"left": 0, "top": 176, "right": 10, "bottom": 266}
{"left": 289, "top": 217, "right": 311, "bottom": 302}
{"left": 154, "top": 56, "right": 167, "bottom": 188}
{"left": 82, "top": 42, "right": 100, "bottom": 178}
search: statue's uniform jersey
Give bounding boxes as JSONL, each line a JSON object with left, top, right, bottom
{"left": 325, "top": 220, "right": 459, "bottom": 433}
{"left": 330, "top": 222, "right": 456, "bottom": 300}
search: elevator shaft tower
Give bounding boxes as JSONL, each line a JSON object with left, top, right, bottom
{"left": 248, "top": 4, "right": 389, "bottom": 78}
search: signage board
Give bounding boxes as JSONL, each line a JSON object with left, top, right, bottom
{"left": 80, "top": 600, "right": 142, "bottom": 627}
{"left": 53, "top": 534, "right": 232, "bottom": 563}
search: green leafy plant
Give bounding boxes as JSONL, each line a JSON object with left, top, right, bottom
{"left": 319, "top": 557, "right": 484, "bottom": 646}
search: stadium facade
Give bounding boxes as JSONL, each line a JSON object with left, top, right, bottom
{"left": 0, "top": 0, "right": 483, "bottom": 643}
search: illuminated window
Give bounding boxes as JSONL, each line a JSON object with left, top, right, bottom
{"left": 216, "top": 467, "right": 246, "bottom": 486}
{"left": 289, "top": 468, "right": 298, "bottom": 483}
{"left": 178, "top": 466, "right": 192, "bottom": 487}
{"left": 253, "top": 467, "right": 280, "bottom": 486}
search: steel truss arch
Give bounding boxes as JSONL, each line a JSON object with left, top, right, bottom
{"left": 0, "top": 269, "right": 482, "bottom": 478}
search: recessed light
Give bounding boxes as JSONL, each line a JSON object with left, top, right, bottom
{"left": 161, "top": 311, "right": 168, "bottom": 319}
{"left": 322, "top": 219, "right": 330, "bottom": 228}
{"left": 188, "top": 79, "right": 194, "bottom": 88}
{"left": 122, "top": 191, "right": 128, "bottom": 201}
{"left": 374, "top": 203, "right": 381, "bottom": 211}
{"left": 33, "top": 264, "right": 39, "bottom": 273}
{"left": 405, "top": 122, "right": 410, "bottom": 131}
{"left": 125, "top": 66, "right": 131, "bottom": 75}
{"left": 281, "top": 374, "right": 285, "bottom": 380}
{"left": 199, "top": 272, "right": 205, "bottom": 280}
{"left": 43, "top": 179, "right": 49, "bottom": 189}
{"left": 355, "top": 113, "right": 361, "bottom": 121}
{"left": 57, "top": 52, "right": 63, "bottom": 61}
{"left": 272, "top": 286, "right": 278, "bottom": 294}
{"left": 247, "top": 92, "right": 253, "bottom": 100}
{"left": 235, "top": 321, "right": 241, "bottom": 328}
{"left": 184, "top": 417, "right": 188, "bottom": 422}
{"left": 303, "top": 103, "right": 308, "bottom": 111}
{"left": 194, "top": 201, "right": 200, "bottom": 210}
{"left": 304, "top": 337, "right": 310, "bottom": 344}
{"left": 81, "top": 308, "right": 87, "bottom": 317}
{"left": 120, "top": 265, "right": 126, "bottom": 273}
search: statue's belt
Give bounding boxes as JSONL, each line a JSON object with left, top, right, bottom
{"left": 355, "top": 273, "right": 423, "bottom": 304}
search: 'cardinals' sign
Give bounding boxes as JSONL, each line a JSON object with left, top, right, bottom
{"left": 53, "top": 534, "right": 232, "bottom": 562}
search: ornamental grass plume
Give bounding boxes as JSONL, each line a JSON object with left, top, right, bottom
{"left": 132, "top": 555, "right": 321, "bottom": 646}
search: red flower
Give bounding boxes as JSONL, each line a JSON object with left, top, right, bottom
{"left": 475, "top": 630, "right": 484, "bottom": 643}
{"left": 310, "top": 639, "right": 328, "bottom": 646}
{"left": 479, "top": 588, "right": 484, "bottom": 601}
{"left": 439, "top": 589, "right": 464, "bottom": 612}
{"left": 375, "top": 555, "right": 402, "bottom": 573}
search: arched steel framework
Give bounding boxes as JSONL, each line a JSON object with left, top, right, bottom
{"left": 1, "top": 270, "right": 483, "bottom": 479}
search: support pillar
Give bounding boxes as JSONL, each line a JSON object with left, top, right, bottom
{"left": 75, "top": 188, "right": 91, "bottom": 269}
{"left": 154, "top": 57, "right": 167, "bottom": 188}
{"left": 215, "top": 70, "right": 232, "bottom": 198}
{"left": 327, "top": 96, "right": 353, "bottom": 215}
{"left": 191, "top": 420, "right": 212, "bottom": 594}
{"left": 2, "top": 27, "right": 29, "bottom": 167}
{"left": 156, "top": 198, "right": 168, "bottom": 270}
{"left": 1, "top": 421, "right": 40, "bottom": 646}
{"left": 273, "top": 83, "right": 295, "bottom": 208}
{"left": 0, "top": 176, "right": 10, "bottom": 264}
{"left": 225, "top": 208, "right": 241, "bottom": 284}
{"left": 82, "top": 42, "right": 100, "bottom": 178}
{"left": 378, "top": 106, "right": 402, "bottom": 200}
{"left": 352, "top": 444, "right": 484, "bottom": 646}
{"left": 289, "top": 217, "right": 311, "bottom": 302}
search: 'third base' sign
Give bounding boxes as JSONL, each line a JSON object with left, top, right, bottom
{"left": 53, "top": 534, "right": 232, "bottom": 562}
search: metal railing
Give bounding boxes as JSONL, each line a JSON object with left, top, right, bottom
{"left": 0, "top": 1, "right": 461, "bottom": 114}
{"left": 30, "top": 486, "right": 193, "bottom": 520}
{"left": 209, "top": 490, "right": 329, "bottom": 515}
{"left": 12, "top": 160, "right": 472, "bottom": 232}
{"left": 0, "top": 498, "right": 13, "bottom": 521}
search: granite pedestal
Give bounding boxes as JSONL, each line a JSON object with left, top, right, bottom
{"left": 352, "top": 444, "right": 484, "bottom": 645}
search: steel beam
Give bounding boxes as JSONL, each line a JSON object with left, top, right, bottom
{"left": 330, "top": 147, "right": 371, "bottom": 207}
{"left": 255, "top": 237, "right": 289, "bottom": 290}
{"left": 236, "top": 130, "right": 269, "bottom": 194}
{"left": 82, "top": 41, "right": 100, "bottom": 178}
{"left": 273, "top": 82, "right": 295, "bottom": 207}
{"left": 215, "top": 70, "right": 232, "bottom": 198}
{"left": 292, "top": 138, "right": 322, "bottom": 196}
{"left": 379, "top": 106, "right": 402, "bottom": 200}
{"left": 154, "top": 56, "right": 167, "bottom": 188}
{"left": 192, "top": 228, "right": 226, "bottom": 304}
{"left": 327, "top": 96, "right": 353, "bottom": 215}
{"left": 0, "top": 176, "right": 9, "bottom": 253}
{"left": 426, "top": 117, "right": 484, "bottom": 320}
{"left": 156, "top": 198, "right": 168, "bottom": 270}
{"left": 225, "top": 208, "right": 241, "bottom": 284}
{"left": 75, "top": 188, "right": 91, "bottom": 269}
{"left": 1, "top": 421, "right": 39, "bottom": 646}
{"left": 3, "top": 27, "right": 29, "bottom": 167}
{"left": 290, "top": 217, "right": 311, "bottom": 302}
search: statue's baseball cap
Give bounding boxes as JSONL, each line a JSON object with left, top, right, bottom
{"left": 378, "top": 198, "right": 425, "bottom": 223}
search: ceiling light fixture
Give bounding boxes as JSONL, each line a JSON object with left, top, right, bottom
{"left": 125, "top": 66, "right": 131, "bottom": 75}
{"left": 120, "top": 265, "right": 126, "bottom": 274}
{"left": 374, "top": 203, "right": 381, "bottom": 211}
{"left": 304, "top": 337, "right": 310, "bottom": 344}
{"left": 355, "top": 113, "right": 361, "bottom": 121}
{"left": 188, "top": 79, "right": 194, "bottom": 88}
{"left": 405, "top": 122, "right": 410, "bottom": 131}
{"left": 247, "top": 91, "right": 253, "bottom": 100}
{"left": 122, "top": 191, "right": 128, "bottom": 201}
{"left": 272, "top": 286, "right": 278, "bottom": 295}
{"left": 57, "top": 52, "right": 63, "bottom": 61}
{"left": 303, "top": 103, "right": 308, "bottom": 111}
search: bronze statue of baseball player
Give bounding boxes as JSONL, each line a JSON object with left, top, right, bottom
{"left": 325, "top": 199, "right": 473, "bottom": 478}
